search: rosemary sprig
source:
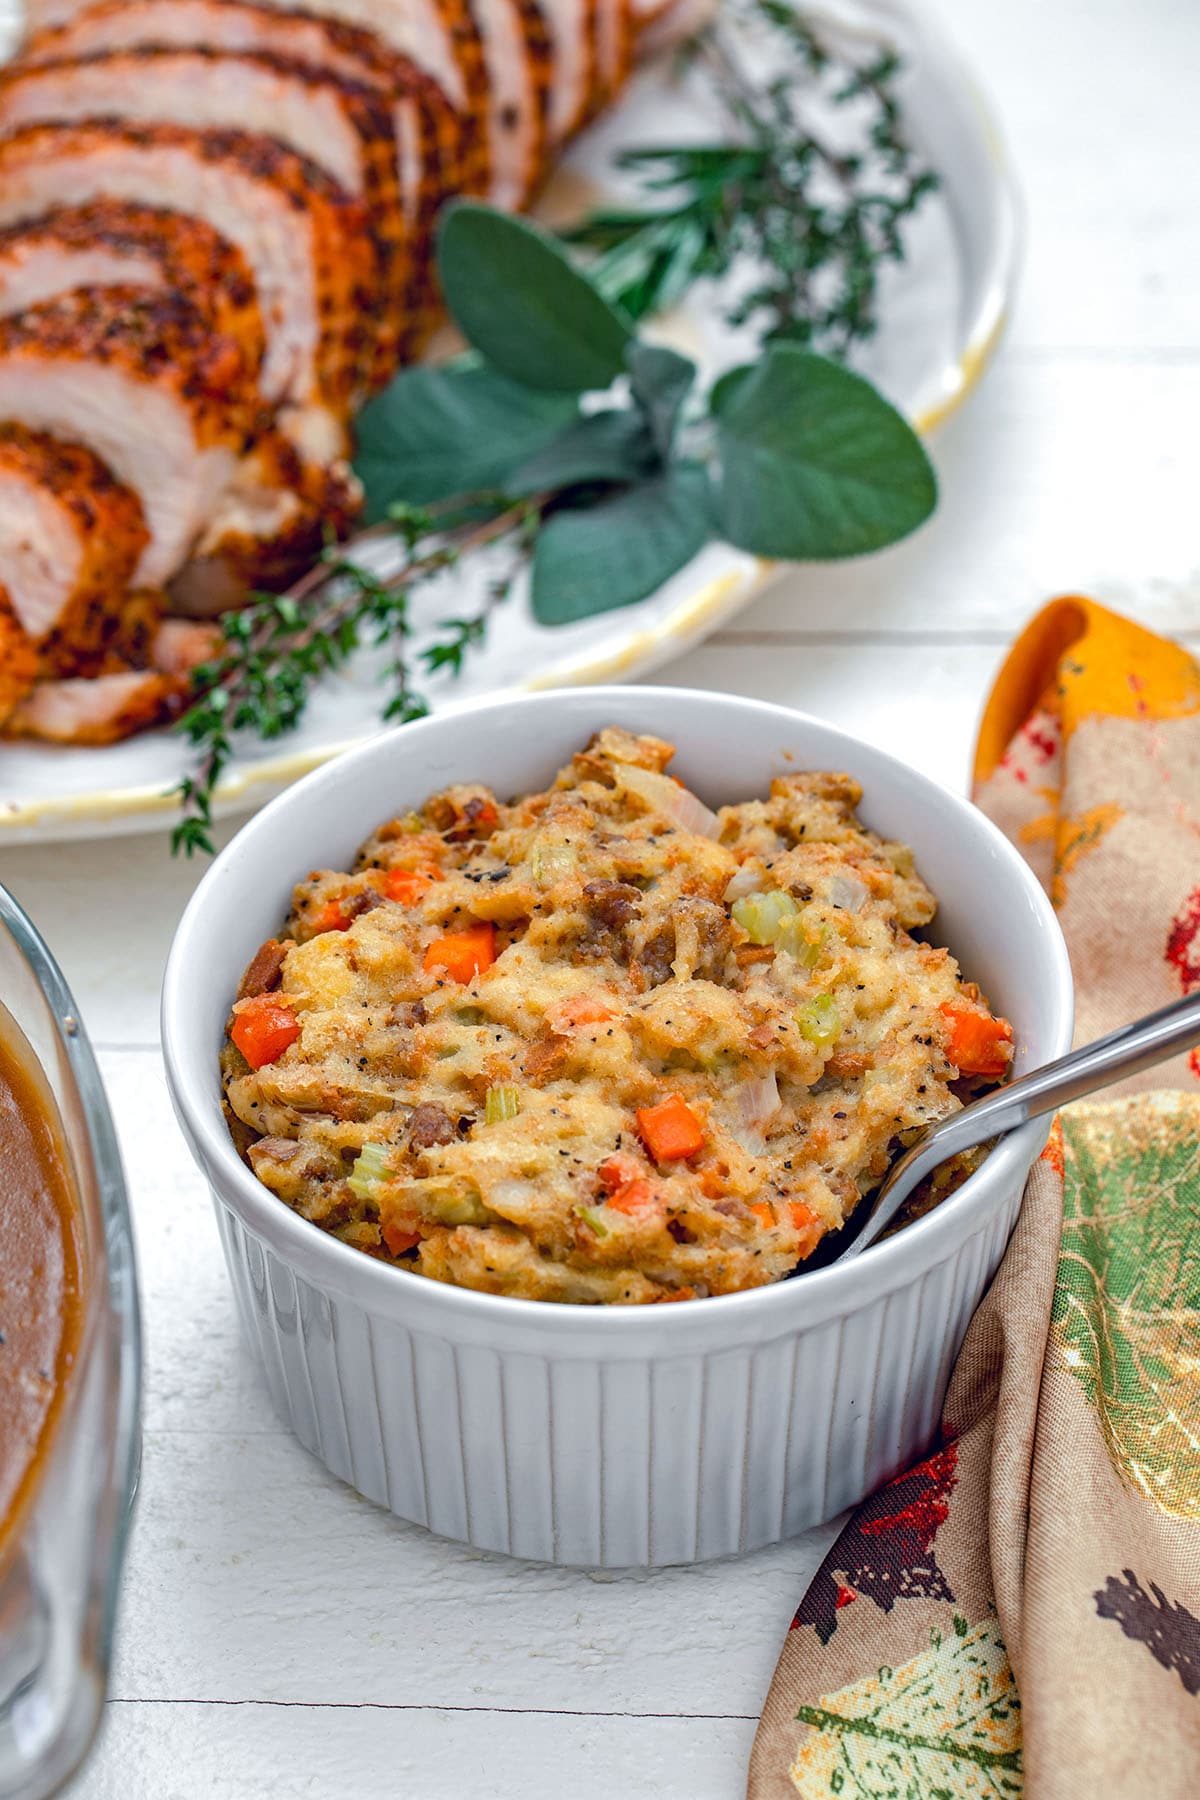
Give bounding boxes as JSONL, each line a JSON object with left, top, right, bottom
{"left": 171, "top": 493, "right": 543, "bottom": 855}
{"left": 565, "top": 0, "right": 938, "bottom": 354}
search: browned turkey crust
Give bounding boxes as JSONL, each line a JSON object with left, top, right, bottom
{"left": 0, "top": 425, "right": 151, "bottom": 676}
{"left": 0, "top": 121, "right": 375, "bottom": 448}
{"left": 0, "top": 287, "right": 259, "bottom": 588}
{"left": 0, "top": 201, "right": 267, "bottom": 392}
{"left": 0, "top": 591, "right": 38, "bottom": 725}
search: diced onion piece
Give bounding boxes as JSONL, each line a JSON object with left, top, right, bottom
{"left": 615, "top": 763, "right": 720, "bottom": 838}
{"left": 731, "top": 889, "right": 798, "bottom": 944}
{"left": 736, "top": 1069, "right": 781, "bottom": 1133}
{"left": 723, "top": 865, "right": 762, "bottom": 903}
{"left": 827, "top": 875, "right": 869, "bottom": 913}
{"left": 796, "top": 993, "right": 841, "bottom": 1048}
{"left": 485, "top": 1084, "right": 522, "bottom": 1124}
{"left": 347, "top": 1141, "right": 394, "bottom": 1199}
{"left": 529, "top": 840, "right": 578, "bottom": 883}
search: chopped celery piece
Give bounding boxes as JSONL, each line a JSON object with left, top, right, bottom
{"left": 428, "top": 1189, "right": 490, "bottom": 1226}
{"left": 796, "top": 993, "right": 841, "bottom": 1048}
{"left": 775, "top": 913, "right": 826, "bottom": 968}
{"left": 347, "top": 1141, "right": 394, "bottom": 1199}
{"left": 731, "top": 889, "right": 798, "bottom": 944}
{"left": 576, "top": 1203, "right": 610, "bottom": 1239}
{"left": 455, "top": 1006, "right": 485, "bottom": 1025}
{"left": 485, "top": 1084, "right": 522, "bottom": 1124}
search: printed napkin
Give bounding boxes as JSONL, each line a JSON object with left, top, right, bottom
{"left": 748, "top": 597, "right": 1200, "bottom": 1799}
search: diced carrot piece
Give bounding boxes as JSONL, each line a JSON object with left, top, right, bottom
{"left": 312, "top": 899, "right": 352, "bottom": 934}
{"left": 383, "top": 865, "right": 441, "bottom": 905}
{"left": 750, "top": 1201, "right": 774, "bottom": 1229}
{"left": 636, "top": 1094, "right": 706, "bottom": 1163}
{"left": 698, "top": 1169, "right": 726, "bottom": 1200}
{"left": 381, "top": 1222, "right": 421, "bottom": 1257}
{"left": 789, "top": 1201, "right": 824, "bottom": 1257}
{"left": 940, "top": 1004, "right": 1014, "bottom": 1078}
{"left": 654, "top": 1286, "right": 696, "bottom": 1304}
{"left": 423, "top": 921, "right": 496, "bottom": 983}
{"left": 608, "top": 1179, "right": 657, "bottom": 1216}
{"left": 598, "top": 1152, "right": 643, "bottom": 1193}
{"left": 230, "top": 995, "right": 300, "bottom": 1069}
{"left": 548, "top": 993, "right": 618, "bottom": 1033}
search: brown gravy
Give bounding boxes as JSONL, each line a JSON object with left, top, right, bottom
{"left": 0, "top": 1027, "right": 84, "bottom": 1550}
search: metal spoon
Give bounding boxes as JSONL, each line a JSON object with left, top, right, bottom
{"left": 835, "top": 989, "right": 1200, "bottom": 1262}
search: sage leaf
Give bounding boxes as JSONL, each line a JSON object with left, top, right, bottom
{"left": 627, "top": 342, "right": 696, "bottom": 458}
{"left": 513, "top": 409, "right": 658, "bottom": 493}
{"left": 353, "top": 360, "right": 576, "bottom": 521}
{"left": 531, "top": 463, "right": 713, "bottom": 625}
{"left": 712, "top": 346, "right": 937, "bottom": 558}
{"left": 437, "top": 202, "right": 634, "bottom": 393}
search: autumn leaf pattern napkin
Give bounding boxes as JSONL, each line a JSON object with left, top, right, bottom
{"left": 749, "top": 598, "right": 1200, "bottom": 1799}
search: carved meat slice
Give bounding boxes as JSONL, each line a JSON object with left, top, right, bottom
{"left": 3, "top": 665, "right": 179, "bottom": 743}
{"left": 22, "top": 0, "right": 480, "bottom": 208}
{"left": 540, "top": 0, "right": 601, "bottom": 145}
{"left": 589, "top": 0, "right": 634, "bottom": 120}
{"left": 0, "top": 122, "right": 374, "bottom": 457}
{"left": 0, "top": 48, "right": 411, "bottom": 374}
{"left": 0, "top": 288, "right": 257, "bottom": 589}
{"left": 0, "top": 425, "right": 151, "bottom": 676}
{"left": 0, "top": 202, "right": 266, "bottom": 390}
{"left": 471, "top": 0, "right": 554, "bottom": 208}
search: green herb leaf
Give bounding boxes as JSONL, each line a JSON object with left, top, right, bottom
{"left": 627, "top": 343, "right": 696, "bottom": 458}
{"left": 531, "top": 463, "right": 713, "bottom": 626}
{"left": 712, "top": 347, "right": 937, "bottom": 558}
{"left": 437, "top": 202, "right": 634, "bottom": 392}
{"left": 352, "top": 361, "right": 576, "bottom": 522}
{"left": 512, "top": 409, "right": 659, "bottom": 493}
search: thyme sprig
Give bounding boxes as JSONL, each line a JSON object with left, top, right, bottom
{"left": 171, "top": 493, "right": 543, "bottom": 855}
{"left": 565, "top": 0, "right": 938, "bottom": 353}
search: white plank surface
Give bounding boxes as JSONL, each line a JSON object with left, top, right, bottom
{"left": 1, "top": 1, "right": 1198, "bottom": 1793}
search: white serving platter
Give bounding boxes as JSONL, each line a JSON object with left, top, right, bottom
{"left": 0, "top": 0, "right": 1020, "bottom": 842}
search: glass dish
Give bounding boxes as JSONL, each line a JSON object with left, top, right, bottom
{"left": 0, "top": 883, "right": 141, "bottom": 1799}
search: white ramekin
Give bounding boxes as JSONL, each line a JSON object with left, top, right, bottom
{"left": 162, "top": 688, "right": 1072, "bottom": 1567}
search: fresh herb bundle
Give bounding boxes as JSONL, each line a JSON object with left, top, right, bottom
{"left": 564, "top": 0, "right": 938, "bottom": 353}
{"left": 172, "top": 200, "right": 935, "bottom": 854}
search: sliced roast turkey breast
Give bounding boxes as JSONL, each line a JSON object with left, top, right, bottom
{"left": 470, "top": 0, "right": 553, "bottom": 208}
{"left": 3, "top": 665, "right": 180, "bottom": 743}
{"left": 540, "top": 0, "right": 600, "bottom": 145}
{"left": 0, "top": 47, "right": 411, "bottom": 374}
{"left": 22, "top": 0, "right": 481, "bottom": 201}
{"left": 0, "top": 424, "right": 150, "bottom": 675}
{"left": 0, "top": 122, "right": 374, "bottom": 456}
{"left": 589, "top": 0, "right": 634, "bottom": 120}
{"left": 0, "top": 202, "right": 266, "bottom": 388}
{"left": 0, "top": 287, "right": 257, "bottom": 589}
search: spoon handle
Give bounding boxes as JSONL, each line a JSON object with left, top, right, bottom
{"left": 842, "top": 988, "right": 1200, "bottom": 1260}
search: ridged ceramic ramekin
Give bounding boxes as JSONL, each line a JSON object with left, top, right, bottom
{"left": 163, "top": 688, "right": 1072, "bottom": 1567}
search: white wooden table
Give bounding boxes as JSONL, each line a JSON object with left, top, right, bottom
{"left": 4, "top": 1, "right": 1198, "bottom": 1791}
